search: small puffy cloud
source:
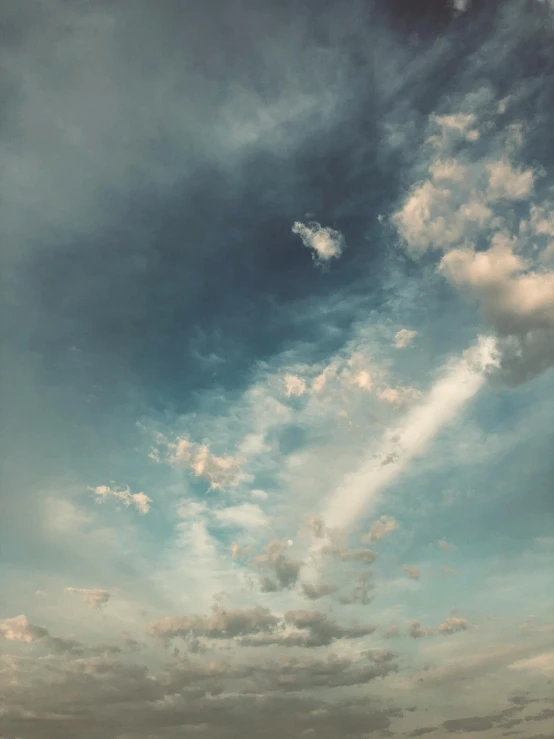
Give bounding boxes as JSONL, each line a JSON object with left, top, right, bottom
{"left": 292, "top": 220, "right": 346, "bottom": 265}
{"left": 384, "top": 624, "right": 400, "bottom": 639}
{"left": 213, "top": 503, "right": 269, "bottom": 529}
{"left": 394, "top": 328, "right": 417, "bottom": 349}
{"left": 0, "top": 614, "right": 48, "bottom": 642}
{"left": 362, "top": 515, "right": 401, "bottom": 544}
{"left": 438, "top": 616, "right": 469, "bottom": 634}
{"left": 409, "top": 621, "right": 433, "bottom": 639}
{"left": 404, "top": 565, "right": 421, "bottom": 581}
{"left": 438, "top": 539, "right": 456, "bottom": 552}
{"left": 65, "top": 587, "right": 111, "bottom": 609}
{"left": 91, "top": 484, "right": 151, "bottom": 514}
{"left": 283, "top": 373, "right": 307, "bottom": 397}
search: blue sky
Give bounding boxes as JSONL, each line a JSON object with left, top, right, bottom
{"left": 1, "top": 1, "right": 554, "bottom": 738}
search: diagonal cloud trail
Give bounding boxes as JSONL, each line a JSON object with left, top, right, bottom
{"left": 301, "top": 336, "right": 499, "bottom": 582}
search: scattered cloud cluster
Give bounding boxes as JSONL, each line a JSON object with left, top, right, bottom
{"left": 156, "top": 436, "right": 243, "bottom": 491}
{"left": 91, "top": 484, "right": 151, "bottom": 514}
{"left": 392, "top": 98, "right": 554, "bottom": 385}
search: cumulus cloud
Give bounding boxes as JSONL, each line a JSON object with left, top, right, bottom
{"left": 65, "top": 587, "right": 111, "bottom": 609}
{"left": 0, "top": 614, "right": 84, "bottom": 655}
{"left": 0, "top": 614, "right": 48, "bottom": 643}
{"left": 90, "top": 484, "right": 151, "bottom": 514}
{"left": 392, "top": 97, "right": 554, "bottom": 384}
{"left": 394, "top": 328, "right": 417, "bottom": 349}
{"left": 292, "top": 221, "right": 346, "bottom": 265}
{"left": 284, "top": 373, "right": 307, "bottom": 397}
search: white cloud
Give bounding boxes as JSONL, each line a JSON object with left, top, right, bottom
{"left": 439, "top": 233, "right": 554, "bottom": 333}
{"left": 438, "top": 539, "right": 456, "bottom": 552}
{"left": 394, "top": 328, "right": 417, "bottom": 349}
{"left": 91, "top": 484, "right": 151, "bottom": 514}
{"left": 213, "top": 503, "right": 269, "bottom": 529}
{"left": 251, "top": 489, "right": 269, "bottom": 501}
{"left": 353, "top": 369, "right": 373, "bottom": 392}
{"left": 65, "top": 587, "right": 111, "bottom": 609}
{"left": 292, "top": 220, "right": 346, "bottom": 264}
{"left": 311, "top": 364, "right": 337, "bottom": 393}
{"left": 485, "top": 159, "right": 534, "bottom": 201}
{"left": 284, "top": 373, "right": 307, "bottom": 397}
{"left": 392, "top": 99, "right": 554, "bottom": 384}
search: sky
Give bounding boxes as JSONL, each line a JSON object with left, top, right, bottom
{"left": 1, "top": 1, "right": 554, "bottom": 738}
